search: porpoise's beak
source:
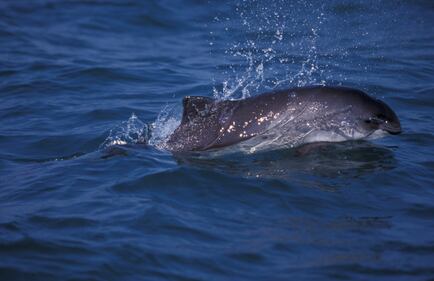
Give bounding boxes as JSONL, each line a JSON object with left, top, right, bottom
{"left": 380, "top": 119, "right": 402, "bottom": 135}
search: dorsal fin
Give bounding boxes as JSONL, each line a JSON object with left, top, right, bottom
{"left": 181, "top": 96, "right": 215, "bottom": 124}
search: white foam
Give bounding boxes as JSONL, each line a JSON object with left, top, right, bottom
{"left": 99, "top": 113, "right": 149, "bottom": 149}
{"left": 148, "top": 104, "right": 181, "bottom": 150}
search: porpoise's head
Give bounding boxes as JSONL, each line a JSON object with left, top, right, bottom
{"left": 316, "top": 87, "right": 402, "bottom": 139}
{"left": 355, "top": 95, "right": 402, "bottom": 137}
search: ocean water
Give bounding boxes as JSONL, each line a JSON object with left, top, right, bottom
{"left": 1, "top": 0, "right": 434, "bottom": 280}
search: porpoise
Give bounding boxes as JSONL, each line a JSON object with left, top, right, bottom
{"left": 165, "top": 86, "right": 401, "bottom": 152}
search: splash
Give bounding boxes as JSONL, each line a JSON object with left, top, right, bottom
{"left": 99, "top": 104, "right": 182, "bottom": 151}
{"left": 148, "top": 104, "right": 181, "bottom": 150}
{"left": 211, "top": 0, "right": 329, "bottom": 101}
{"left": 99, "top": 113, "right": 150, "bottom": 149}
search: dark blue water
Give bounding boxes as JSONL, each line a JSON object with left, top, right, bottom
{"left": 1, "top": 1, "right": 434, "bottom": 280}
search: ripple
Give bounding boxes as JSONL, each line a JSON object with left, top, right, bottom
{"left": 59, "top": 66, "right": 145, "bottom": 83}
{"left": 28, "top": 215, "right": 98, "bottom": 229}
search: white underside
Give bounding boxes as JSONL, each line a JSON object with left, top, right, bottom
{"left": 210, "top": 128, "right": 389, "bottom": 156}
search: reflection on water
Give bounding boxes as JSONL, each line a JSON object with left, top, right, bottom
{"left": 174, "top": 141, "right": 397, "bottom": 181}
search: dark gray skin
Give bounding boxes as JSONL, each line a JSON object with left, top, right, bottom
{"left": 165, "top": 86, "right": 401, "bottom": 152}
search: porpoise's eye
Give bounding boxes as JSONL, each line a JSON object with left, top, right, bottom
{"left": 365, "top": 115, "right": 384, "bottom": 125}
{"left": 365, "top": 117, "right": 381, "bottom": 124}
{"left": 376, "top": 113, "right": 387, "bottom": 120}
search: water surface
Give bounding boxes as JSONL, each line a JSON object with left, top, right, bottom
{"left": 1, "top": 0, "right": 434, "bottom": 280}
